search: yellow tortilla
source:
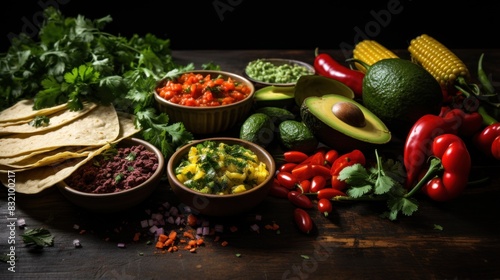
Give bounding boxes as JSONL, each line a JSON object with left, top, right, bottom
{"left": 0, "top": 111, "right": 141, "bottom": 193}
{"left": 0, "top": 144, "right": 112, "bottom": 194}
{"left": 0, "top": 102, "right": 98, "bottom": 135}
{"left": 0, "top": 146, "right": 92, "bottom": 171}
{"left": 0, "top": 103, "right": 120, "bottom": 158}
{"left": 0, "top": 99, "right": 68, "bottom": 123}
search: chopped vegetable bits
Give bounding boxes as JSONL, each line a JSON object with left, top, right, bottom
{"left": 174, "top": 140, "right": 270, "bottom": 195}
{"left": 156, "top": 72, "right": 252, "bottom": 106}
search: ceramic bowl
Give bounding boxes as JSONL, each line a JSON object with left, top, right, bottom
{"left": 154, "top": 70, "right": 255, "bottom": 135}
{"left": 244, "top": 58, "right": 315, "bottom": 88}
{"left": 166, "top": 137, "right": 276, "bottom": 216}
{"left": 57, "top": 137, "right": 165, "bottom": 212}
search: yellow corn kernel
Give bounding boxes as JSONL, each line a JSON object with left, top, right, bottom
{"left": 353, "top": 40, "right": 399, "bottom": 73}
{"left": 408, "top": 34, "right": 470, "bottom": 87}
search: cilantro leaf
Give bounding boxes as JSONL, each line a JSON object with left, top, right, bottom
{"left": 21, "top": 228, "right": 55, "bottom": 247}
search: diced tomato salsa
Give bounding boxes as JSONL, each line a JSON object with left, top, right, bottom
{"left": 156, "top": 72, "right": 252, "bottom": 107}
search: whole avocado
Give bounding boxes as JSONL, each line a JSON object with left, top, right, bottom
{"left": 361, "top": 58, "right": 442, "bottom": 134}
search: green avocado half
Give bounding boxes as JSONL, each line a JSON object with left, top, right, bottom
{"left": 294, "top": 75, "right": 355, "bottom": 107}
{"left": 253, "top": 86, "right": 295, "bottom": 108}
{"left": 300, "top": 94, "right": 391, "bottom": 152}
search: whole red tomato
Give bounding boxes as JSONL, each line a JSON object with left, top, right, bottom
{"left": 317, "top": 198, "right": 333, "bottom": 217}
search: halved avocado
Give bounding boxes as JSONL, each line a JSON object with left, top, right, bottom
{"left": 254, "top": 85, "right": 295, "bottom": 108}
{"left": 300, "top": 94, "right": 391, "bottom": 151}
{"left": 294, "top": 75, "right": 355, "bottom": 107}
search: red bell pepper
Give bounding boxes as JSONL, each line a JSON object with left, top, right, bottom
{"left": 314, "top": 49, "right": 364, "bottom": 98}
{"left": 403, "top": 112, "right": 464, "bottom": 189}
{"left": 474, "top": 122, "right": 500, "bottom": 160}
{"left": 421, "top": 134, "right": 471, "bottom": 201}
{"left": 440, "top": 108, "right": 483, "bottom": 137}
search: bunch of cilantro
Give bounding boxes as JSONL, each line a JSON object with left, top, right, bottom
{"left": 0, "top": 7, "right": 217, "bottom": 158}
{"left": 334, "top": 150, "right": 420, "bottom": 221}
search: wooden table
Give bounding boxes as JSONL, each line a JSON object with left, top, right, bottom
{"left": 2, "top": 49, "right": 500, "bottom": 280}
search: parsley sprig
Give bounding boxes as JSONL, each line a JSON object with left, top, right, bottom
{"left": 0, "top": 7, "right": 219, "bottom": 158}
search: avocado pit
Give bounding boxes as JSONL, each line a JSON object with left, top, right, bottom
{"left": 332, "top": 101, "right": 366, "bottom": 127}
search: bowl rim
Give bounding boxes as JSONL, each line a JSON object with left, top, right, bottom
{"left": 154, "top": 70, "right": 255, "bottom": 110}
{"left": 167, "top": 137, "right": 276, "bottom": 198}
{"left": 58, "top": 137, "right": 165, "bottom": 197}
{"left": 244, "top": 58, "right": 316, "bottom": 87}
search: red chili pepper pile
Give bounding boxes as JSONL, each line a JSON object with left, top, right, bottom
{"left": 271, "top": 147, "right": 367, "bottom": 233}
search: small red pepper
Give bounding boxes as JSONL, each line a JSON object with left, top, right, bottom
{"left": 403, "top": 112, "right": 463, "bottom": 189}
{"left": 314, "top": 48, "right": 364, "bottom": 98}
{"left": 330, "top": 149, "right": 366, "bottom": 176}
{"left": 291, "top": 164, "right": 313, "bottom": 182}
{"left": 422, "top": 134, "right": 471, "bottom": 201}
{"left": 474, "top": 122, "right": 500, "bottom": 160}
{"left": 316, "top": 188, "right": 346, "bottom": 200}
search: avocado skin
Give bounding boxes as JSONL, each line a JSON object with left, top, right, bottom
{"left": 278, "top": 120, "right": 318, "bottom": 154}
{"left": 240, "top": 113, "right": 275, "bottom": 148}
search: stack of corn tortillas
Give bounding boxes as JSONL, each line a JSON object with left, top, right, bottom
{"left": 0, "top": 99, "right": 141, "bottom": 194}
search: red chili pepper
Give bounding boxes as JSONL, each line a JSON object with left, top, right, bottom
{"left": 330, "top": 149, "right": 366, "bottom": 176}
{"left": 293, "top": 208, "right": 313, "bottom": 234}
{"left": 276, "top": 171, "right": 299, "bottom": 190}
{"left": 324, "top": 149, "right": 339, "bottom": 165}
{"left": 310, "top": 164, "right": 331, "bottom": 179}
{"left": 422, "top": 134, "right": 471, "bottom": 201}
{"left": 283, "top": 151, "right": 308, "bottom": 163}
{"left": 330, "top": 174, "right": 348, "bottom": 191}
{"left": 279, "top": 162, "right": 297, "bottom": 173}
{"left": 403, "top": 113, "right": 463, "bottom": 189}
{"left": 288, "top": 190, "right": 313, "bottom": 209}
{"left": 474, "top": 122, "right": 500, "bottom": 160}
{"left": 310, "top": 175, "right": 327, "bottom": 193}
{"left": 293, "top": 150, "right": 325, "bottom": 170}
{"left": 317, "top": 188, "right": 346, "bottom": 200}
{"left": 314, "top": 48, "right": 364, "bottom": 98}
{"left": 298, "top": 179, "right": 311, "bottom": 193}
{"left": 291, "top": 164, "right": 313, "bottom": 182}
{"left": 269, "top": 179, "right": 290, "bottom": 198}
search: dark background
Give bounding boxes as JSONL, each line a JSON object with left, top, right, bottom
{"left": 1, "top": 0, "right": 498, "bottom": 52}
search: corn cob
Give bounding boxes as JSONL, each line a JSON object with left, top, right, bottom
{"left": 408, "top": 34, "right": 470, "bottom": 87}
{"left": 352, "top": 40, "right": 399, "bottom": 73}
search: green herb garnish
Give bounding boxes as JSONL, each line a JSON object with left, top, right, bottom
{"left": 20, "top": 228, "right": 54, "bottom": 247}
{"left": 29, "top": 115, "right": 50, "bottom": 127}
{"left": 126, "top": 152, "right": 137, "bottom": 161}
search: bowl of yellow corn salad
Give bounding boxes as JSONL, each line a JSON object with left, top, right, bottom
{"left": 166, "top": 137, "right": 276, "bottom": 216}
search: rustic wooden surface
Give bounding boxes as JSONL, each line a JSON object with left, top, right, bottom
{"left": 1, "top": 49, "right": 500, "bottom": 280}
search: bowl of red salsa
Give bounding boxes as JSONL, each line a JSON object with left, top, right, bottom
{"left": 154, "top": 70, "right": 255, "bottom": 135}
